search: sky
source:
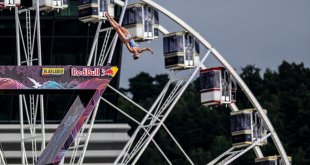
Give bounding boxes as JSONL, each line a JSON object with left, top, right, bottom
{"left": 119, "top": 0, "right": 310, "bottom": 88}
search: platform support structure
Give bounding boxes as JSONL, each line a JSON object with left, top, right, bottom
{"left": 15, "top": 2, "right": 45, "bottom": 164}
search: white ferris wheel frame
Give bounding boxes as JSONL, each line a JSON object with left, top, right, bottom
{"left": 0, "top": 0, "right": 290, "bottom": 164}
{"left": 112, "top": 0, "right": 290, "bottom": 164}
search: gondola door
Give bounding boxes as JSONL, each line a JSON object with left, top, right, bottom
{"left": 98, "top": 0, "right": 110, "bottom": 18}
{"left": 221, "top": 70, "right": 231, "bottom": 103}
{"left": 98, "top": 0, "right": 105, "bottom": 18}
{"left": 184, "top": 34, "right": 194, "bottom": 66}
{"left": 143, "top": 5, "right": 153, "bottom": 38}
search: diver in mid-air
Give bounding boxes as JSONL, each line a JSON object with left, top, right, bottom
{"left": 105, "top": 12, "right": 154, "bottom": 60}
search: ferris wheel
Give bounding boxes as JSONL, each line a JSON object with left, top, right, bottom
{"left": 0, "top": 0, "right": 291, "bottom": 164}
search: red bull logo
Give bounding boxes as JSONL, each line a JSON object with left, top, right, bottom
{"left": 71, "top": 68, "right": 116, "bottom": 77}
{"left": 103, "top": 69, "right": 114, "bottom": 76}
{"left": 71, "top": 68, "right": 101, "bottom": 77}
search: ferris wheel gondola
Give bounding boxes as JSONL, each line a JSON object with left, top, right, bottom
{"left": 163, "top": 31, "right": 200, "bottom": 70}
{"left": 78, "top": 0, "right": 115, "bottom": 23}
{"left": 122, "top": 2, "right": 159, "bottom": 42}
{"left": 200, "top": 67, "right": 237, "bottom": 106}
{"left": 230, "top": 109, "right": 268, "bottom": 147}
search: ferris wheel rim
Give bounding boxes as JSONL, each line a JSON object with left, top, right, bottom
{"left": 113, "top": 0, "right": 290, "bottom": 164}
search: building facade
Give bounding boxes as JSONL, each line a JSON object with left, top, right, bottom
{"left": 0, "top": 0, "right": 124, "bottom": 123}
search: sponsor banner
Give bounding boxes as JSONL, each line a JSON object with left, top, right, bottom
{"left": 1, "top": 65, "right": 119, "bottom": 164}
{"left": 0, "top": 66, "right": 118, "bottom": 90}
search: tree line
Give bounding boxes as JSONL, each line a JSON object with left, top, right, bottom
{"left": 115, "top": 61, "right": 310, "bottom": 165}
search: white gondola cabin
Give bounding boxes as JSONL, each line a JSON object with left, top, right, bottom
{"left": 122, "top": 2, "right": 159, "bottom": 42}
{"left": 163, "top": 31, "right": 200, "bottom": 70}
{"left": 78, "top": 0, "right": 115, "bottom": 23}
{"left": 230, "top": 109, "right": 267, "bottom": 147}
{"left": 200, "top": 67, "right": 236, "bottom": 106}
{"left": 0, "top": 0, "right": 21, "bottom": 9}
{"left": 32, "top": 0, "right": 68, "bottom": 11}
{"left": 255, "top": 156, "right": 292, "bottom": 165}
